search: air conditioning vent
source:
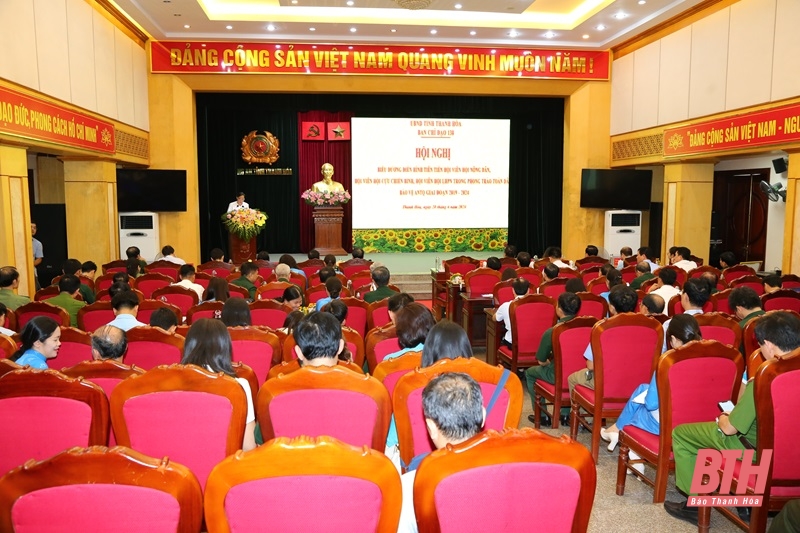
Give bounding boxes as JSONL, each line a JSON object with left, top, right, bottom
{"left": 120, "top": 215, "right": 155, "bottom": 230}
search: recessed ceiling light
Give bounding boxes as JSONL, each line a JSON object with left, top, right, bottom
{"left": 347, "top": 0, "right": 354, "bottom": 5}
{"left": 183, "top": 24, "right": 190, "bottom": 29}
{"left": 350, "top": 27, "right": 357, "bottom": 32}
{"left": 226, "top": 25, "right": 232, "bottom": 29}
{"left": 469, "top": 30, "right": 476, "bottom": 36}
{"left": 543, "top": 31, "right": 556, "bottom": 38}
{"left": 638, "top": 0, "right": 646, "bottom": 3}
{"left": 291, "top": 0, "right": 297, "bottom": 3}
{"left": 309, "top": 27, "right": 316, "bottom": 31}
{"left": 454, "top": 3, "right": 462, "bottom": 8}
{"left": 430, "top": 29, "right": 437, "bottom": 34}
{"left": 508, "top": 30, "right": 519, "bottom": 37}
{"left": 390, "top": 28, "right": 397, "bottom": 32}
{"left": 613, "top": 11, "right": 628, "bottom": 19}
{"left": 596, "top": 24, "right": 606, "bottom": 31}
{"left": 267, "top": 24, "right": 275, "bottom": 31}
{"left": 582, "top": 34, "right": 590, "bottom": 39}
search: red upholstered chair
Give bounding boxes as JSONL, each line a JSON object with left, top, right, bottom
{"left": 308, "top": 286, "right": 351, "bottom": 305}
{"left": 586, "top": 276, "right": 608, "bottom": 296}
{"left": 666, "top": 294, "right": 713, "bottom": 315}
{"left": 534, "top": 317, "right": 598, "bottom": 429}
{"left": 196, "top": 261, "right": 233, "bottom": 276}
{"left": 747, "top": 348, "right": 766, "bottom": 387}
{"left": 249, "top": 300, "right": 292, "bottom": 329}
{"left": 366, "top": 325, "right": 401, "bottom": 372}
{"left": 282, "top": 328, "right": 364, "bottom": 368}
{"left": 267, "top": 359, "right": 363, "bottom": 380}
{"left": 256, "top": 281, "right": 294, "bottom": 301}
{"left": 616, "top": 340, "right": 743, "bottom": 503}
{"left": 493, "top": 279, "right": 533, "bottom": 306}
{"left": 193, "top": 271, "right": 213, "bottom": 290}
{"left": 228, "top": 326, "right": 282, "bottom": 386}
{"left": 94, "top": 273, "right": 134, "bottom": 293}
{"left": 60, "top": 360, "right": 145, "bottom": 446}
{"left": 137, "top": 299, "right": 182, "bottom": 325}
{"left": 296, "top": 258, "right": 325, "bottom": 278}
{"left": 620, "top": 265, "right": 637, "bottom": 284}
{"left": 689, "top": 265, "right": 721, "bottom": 280}
{"left": 689, "top": 254, "right": 705, "bottom": 266}
{"left": 515, "top": 266, "right": 543, "bottom": 287}
{"left": 393, "top": 358, "right": 523, "bottom": 468}
{"left": 124, "top": 326, "right": 185, "bottom": 370}
{"left": 204, "top": 436, "right": 402, "bottom": 533}
{"left": 0, "top": 336, "right": 17, "bottom": 360}
{"left": 101, "top": 260, "right": 127, "bottom": 274}
{"left": 257, "top": 365, "right": 391, "bottom": 450}
{"left": 443, "top": 256, "right": 480, "bottom": 276}
{"left": 711, "top": 288, "right": 734, "bottom": 315}
{"left": 575, "top": 256, "right": 608, "bottom": 270}
{"left": 254, "top": 262, "right": 276, "bottom": 281}
{"left": 558, "top": 267, "right": 579, "bottom": 280}
{"left": 656, "top": 265, "right": 688, "bottom": 286}
{"left": 697, "top": 347, "right": 800, "bottom": 533}
{"left": 497, "top": 294, "right": 557, "bottom": 373}
{"left": 640, "top": 277, "right": 660, "bottom": 293}
{"left": 414, "top": 429, "right": 596, "bottom": 533}
{"left": 762, "top": 289, "right": 800, "bottom": 313}
{"left": 533, "top": 258, "right": 551, "bottom": 269}
{"left": 463, "top": 268, "right": 501, "bottom": 295}
{"left": 729, "top": 275, "right": 765, "bottom": 295}
{"left": 146, "top": 260, "right": 181, "bottom": 281}
{"left": 356, "top": 283, "right": 401, "bottom": 301}
{"left": 95, "top": 288, "right": 145, "bottom": 303}
{"left": 570, "top": 313, "right": 664, "bottom": 461}
{"left": 14, "top": 301, "right": 70, "bottom": 330}
{"left": 499, "top": 256, "right": 518, "bottom": 267}
{"left": 782, "top": 274, "right": 800, "bottom": 289}
{"left": 694, "top": 312, "right": 742, "bottom": 349}
{"left": 580, "top": 266, "right": 603, "bottom": 286}
{"left": 0, "top": 446, "right": 203, "bottom": 533}
{"left": 77, "top": 301, "right": 115, "bottom": 332}
{"left": 373, "top": 350, "right": 422, "bottom": 401}
{"left": 720, "top": 264, "right": 757, "bottom": 285}
{"left": 743, "top": 318, "right": 764, "bottom": 365}
{"left": 348, "top": 269, "right": 372, "bottom": 287}
{"left": 539, "top": 278, "right": 568, "bottom": 298}
{"left": 151, "top": 285, "right": 199, "bottom": 318}
{"left": 175, "top": 324, "right": 190, "bottom": 337}
{"left": 309, "top": 272, "right": 347, "bottom": 288}
{"left": 33, "top": 285, "right": 62, "bottom": 301}
{"left": 133, "top": 273, "right": 174, "bottom": 299}
{"left": 227, "top": 284, "right": 250, "bottom": 299}
{"left": 186, "top": 301, "right": 224, "bottom": 324}
{"left": 111, "top": 364, "right": 248, "bottom": 490}
{"left": 576, "top": 292, "right": 609, "bottom": 320}
{"left": 0, "top": 369, "right": 109, "bottom": 475}
{"left": 341, "top": 297, "right": 370, "bottom": 338}
{"left": 367, "top": 298, "right": 392, "bottom": 331}
{"left": 51, "top": 327, "right": 93, "bottom": 367}
{"left": 340, "top": 258, "right": 373, "bottom": 279}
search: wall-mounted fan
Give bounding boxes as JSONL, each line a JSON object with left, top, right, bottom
{"left": 760, "top": 180, "right": 787, "bottom": 202}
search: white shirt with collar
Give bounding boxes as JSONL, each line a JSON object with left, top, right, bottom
{"left": 672, "top": 259, "right": 698, "bottom": 272}
{"left": 552, "top": 259, "right": 576, "bottom": 270}
{"left": 227, "top": 201, "right": 250, "bottom": 213}
{"left": 495, "top": 294, "right": 525, "bottom": 343}
{"left": 650, "top": 285, "right": 681, "bottom": 314}
{"left": 161, "top": 255, "right": 186, "bottom": 265}
{"left": 107, "top": 314, "right": 146, "bottom": 332}
{"left": 174, "top": 279, "right": 205, "bottom": 300}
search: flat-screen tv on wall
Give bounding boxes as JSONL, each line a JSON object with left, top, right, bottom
{"left": 580, "top": 169, "right": 652, "bottom": 210}
{"left": 117, "top": 169, "right": 187, "bottom": 212}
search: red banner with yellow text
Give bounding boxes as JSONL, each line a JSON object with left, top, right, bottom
{"left": 151, "top": 41, "right": 609, "bottom": 80}
{"left": 664, "top": 102, "right": 800, "bottom": 156}
{"left": 0, "top": 87, "right": 115, "bottom": 153}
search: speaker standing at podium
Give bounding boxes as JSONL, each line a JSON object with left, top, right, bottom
{"left": 227, "top": 192, "right": 249, "bottom": 213}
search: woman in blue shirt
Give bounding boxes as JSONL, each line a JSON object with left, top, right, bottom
{"left": 10, "top": 316, "right": 61, "bottom": 369}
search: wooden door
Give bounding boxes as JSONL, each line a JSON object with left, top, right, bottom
{"left": 711, "top": 169, "right": 769, "bottom": 267}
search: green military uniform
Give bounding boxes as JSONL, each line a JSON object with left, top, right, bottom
{"left": 78, "top": 283, "right": 95, "bottom": 304}
{"left": 230, "top": 276, "right": 257, "bottom": 300}
{"left": 0, "top": 288, "right": 31, "bottom": 311}
{"left": 47, "top": 292, "right": 87, "bottom": 328}
{"left": 525, "top": 315, "right": 575, "bottom": 414}
{"left": 629, "top": 272, "right": 655, "bottom": 290}
{"left": 363, "top": 285, "right": 398, "bottom": 303}
{"left": 673, "top": 380, "right": 757, "bottom": 494}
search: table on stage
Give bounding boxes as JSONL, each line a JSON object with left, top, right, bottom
{"left": 459, "top": 292, "right": 494, "bottom": 348}
{"left": 430, "top": 269, "right": 449, "bottom": 321}
{"left": 484, "top": 308, "right": 504, "bottom": 366}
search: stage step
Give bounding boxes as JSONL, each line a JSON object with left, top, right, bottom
{"left": 390, "top": 273, "right": 432, "bottom": 301}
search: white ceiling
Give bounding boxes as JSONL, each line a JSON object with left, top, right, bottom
{"left": 114, "top": 0, "right": 707, "bottom": 48}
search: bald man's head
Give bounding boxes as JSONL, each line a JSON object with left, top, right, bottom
{"left": 91, "top": 325, "right": 127, "bottom": 361}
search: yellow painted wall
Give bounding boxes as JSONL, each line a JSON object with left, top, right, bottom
{"left": 661, "top": 162, "right": 714, "bottom": 263}
{"left": 36, "top": 156, "right": 65, "bottom": 204}
{"left": 0, "top": 145, "right": 35, "bottom": 296}
{"left": 562, "top": 81, "right": 611, "bottom": 260}
{"left": 783, "top": 152, "right": 800, "bottom": 274}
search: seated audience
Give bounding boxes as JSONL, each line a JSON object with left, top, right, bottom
{"left": 397, "top": 372, "right": 485, "bottom": 533}
{"left": 600, "top": 270, "right": 624, "bottom": 302}
{"left": 764, "top": 274, "right": 783, "bottom": 294}
{"left": 667, "top": 246, "right": 679, "bottom": 265}
{"left": 323, "top": 254, "right": 342, "bottom": 274}
{"left": 504, "top": 244, "right": 518, "bottom": 260}
{"left": 495, "top": 277, "right": 530, "bottom": 347}
{"left": 61, "top": 259, "right": 95, "bottom": 304}
{"left": 388, "top": 292, "right": 415, "bottom": 324}
{"left": 221, "top": 298, "right": 252, "bottom": 327}
{"left": 568, "top": 285, "right": 638, "bottom": 395}
{"left": 671, "top": 247, "right": 698, "bottom": 272}
{"left": 278, "top": 310, "right": 305, "bottom": 334}
{"left": 0, "top": 303, "right": 14, "bottom": 336}
{"left": 585, "top": 244, "right": 600, "bottom": 257}
{"left": 660, "top": 278, "right": 710, "bottom": 351}
{"left": 501, "top": 267, "right": 517, "bottom": 281}
{"left": 9, "top": 316, "right": 61, "bottom": 369}
{"left": 108, "top": 281, "right": 131, "bottom": 299}
{"left": 256, "top": 251, "right": 271, "bottom": 262}
{"left": 230, "top": 262, "right": 259, "bottom": 300}
{"left": 317, "top": 267, "right": 337, "bottom": 285}
{"left": 601, "top": 314, "right": 702, "bottom": 454}
{"left": 352, "top": 247, "right": 365, "bottom": 260}
{"left": 203, "top": 277, "right": 229, "bottom": 303}
{"left": 315, "top": 277, "right": 343, "bottom": 310}
{"left": 565, "top": 278, "right": 587, "bottom": 293}
{"left": 320, "top": 300, "right": 354, "bottom": 362}
{"left": 181, "top": 319, "right": 256, "bottom": 451}
{"left": 81, "top": 261, "right": 97, "bottom": 280}
{"left": 543, "top": 246, "right": 574, "bottom": 269}
{"left": 420, "top": 320, "right": 474, "bottom": 368}
{"left": 664, "top": 312, "right": 800, "bottom": 524}
{"left": 516, "top": 251, "right": 532, "bottom": 268}
{"left": 541, "top": 263, "right": 559, "bottom": 284}
{"left": 364, "top": 266, "right": 398, "bottom": 303}
{"left": 615, "top": 246, "right": 633, "bottom": 269}
{"left": 125, "top": 258, "right": 142, "bottom": 279}
{"left": 160, "top": 245, "right": 185, "bottom": 265}
{"left": 279, "top": 254, "right": 307, "bottom": 283}
{"left": 149, "top": 307, "right": 179, "bottom": 334}
{"left": 719, "top": 251, "right": 738, "bottom": 270}
{"left": 202, "top": 248, "right": 233, "bottom": 271}
{"left": 649, "top": 268, "right": 681, "bottom": 313}
{"left": 173, "top": 265, "right": 204, "bottom": 300}
{"left": 48, "top": 274, "right": 87, "bottom": 327}
{"left": 278, "top": 286, "right": 304, "bottom": 312}
{"left": 307, "top": 249, "right": 320, "bottom": 260}
{"left": 108, "top": 291, "right": 146, "bottom": 331}
{"left": 125, "top": 246, "right": 147, "bottom": 275}
{"left": 637, "top": 246, "right": 659, "bottom": 273}
{"left": 486, "top": 257, "right": 502, "bottom": 271}
{"left": 525, "top": 292, "right": 582, "bottom": 427}
{"left": 701, "top": 271, "right": 720, "bottom": 294}
{"left": 639, "top": 294, "right": 665, "bottom": 316}
{"left": 91, "top": 325, "right": 127, "bottom": 362}
{"left": 629, "top": 261, "right": 655, "bottom": 290}
{"left": 112, "top": 272, "right": 129, "bottom": 284}
{"left": 274, "top": 263, "right": 292, "bottom": 283}
{"left": 728, "top": 286, "right": 765, "bottom": 330}
{"left": 385, "top": 303, "right": 435, "bottom": 363}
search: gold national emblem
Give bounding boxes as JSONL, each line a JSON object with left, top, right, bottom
{"left": 241, "top": 130, "right": 280, "bottom": 164}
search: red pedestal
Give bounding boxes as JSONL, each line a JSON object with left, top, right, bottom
{"left": 312, "top": 206, "right": 347, "bottom": 256}
{"left": 228, "top": 232, "right": 257, "bottom": 265}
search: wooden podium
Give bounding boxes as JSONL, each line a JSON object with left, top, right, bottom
{"left": 228, "top": 232, "right": 257, "bottom": 265}
{"left": 312, "top": 206, "right": 347, "bottom": 256}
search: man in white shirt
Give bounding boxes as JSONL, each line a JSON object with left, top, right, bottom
{"left": 107, "top": 291, "right": 146, "bottom": 331}
{"left": 495, "top": 277, "right": 530, "bottom": 347}
{"left": 226, "top": 192, "right": 249, "bottom": 213}
{"left": 160, "top": 245, "right": 186, "bottom": 265}
{"left": 636, "top": 246, "right": 660, "bottom": 273}
{"left": 649, "top": 268, "right": 681, "bottom": 315}
{"left": 173, "top": 264, "right": 204, "bottom": 300}
{"left": 660, "top": 278, "right": 709, "bottom": 352}
{"left": 397, "top": 373, "right": 485, "bottom": 533}
{"left": 543, "top": 245, "right": 575, "bottom": 270}
{"left": 671, "top": 246, "right": 698, "bottom": 272}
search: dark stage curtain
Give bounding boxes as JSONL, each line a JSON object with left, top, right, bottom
{"left": 196, "top": 93, "right": 564, "bottom": 256}
{"left": 297, "top": 110, "right": 353, "bottom": 252}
